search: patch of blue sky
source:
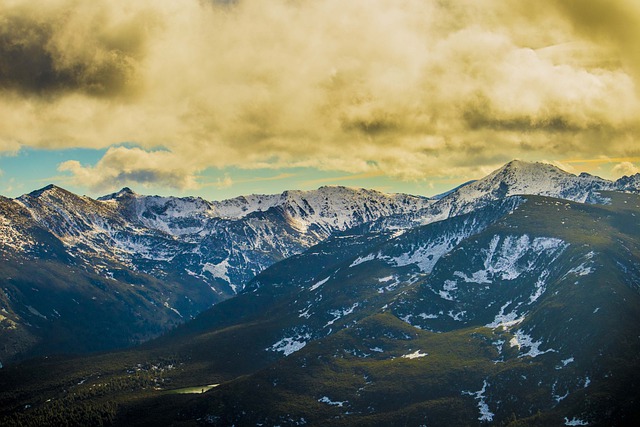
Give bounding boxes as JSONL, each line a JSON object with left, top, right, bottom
{"left": 0, "top": 147, "right": 455, "bottom": 201}
{"left": 0, "top": 147, "right": 107, "bottom": 197}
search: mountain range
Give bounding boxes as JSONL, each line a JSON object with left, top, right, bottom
{"left": 0, "top": 183, "right": 432, "bottom": 361}
{"left": 0, "top": 160, "right": 639, "bottom": 426}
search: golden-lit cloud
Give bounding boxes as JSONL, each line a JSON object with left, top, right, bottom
{"left": 1, "top": 0, "right": 639, "bottom": 189}
{"left": 213, "top": 174, "right": 233, "bottom": 190}
{"left": 612, "top": 161, "right": 640, "bottom": 178}
{"left": 546, "top": 0, "right": 640, "bottom": 79}
{"left": 57, "top": 146, "right": 200, "bottom": 191}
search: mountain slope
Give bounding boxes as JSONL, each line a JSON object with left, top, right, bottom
{"left": 168, "top": 191, "right": 640, "bottom": 426}
{"left": 0, "top": 185, "right": 431, "bottom": 362}
{"left": 18, "top": 184, "right": 432, "bottom": 294}
{"left": 0, "top": 160, "right": 637, "bottom": 364}
{"left": 1, "top": 192, "right": 637, "bottom": 426}
{"left": 423, "top": 160, "right": 636, "bottom": 221}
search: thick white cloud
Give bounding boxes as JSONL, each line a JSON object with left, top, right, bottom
{"left": 612, "top": 161, "right": 640, "bottom": 178}
{"left": 1, "top": 0, "right": 639, "bottom": 189}
{"left": 58, "top": 146, "right": 200, "bottom": 191}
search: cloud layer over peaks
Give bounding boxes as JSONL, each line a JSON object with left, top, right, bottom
{"left": 0, "top": 0, "right": 639, "bottom": 190}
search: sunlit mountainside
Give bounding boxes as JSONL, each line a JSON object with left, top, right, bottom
{"left": 0, "top": 161, "right": 639, "bottom": 426}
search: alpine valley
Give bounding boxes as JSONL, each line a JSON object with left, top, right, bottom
{"left": 0, "top": 160, "right": 639, "bottom": 426}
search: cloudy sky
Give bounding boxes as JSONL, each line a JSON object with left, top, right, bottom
{"left": 1, "top": 0, "right": 639, "bottom": 199}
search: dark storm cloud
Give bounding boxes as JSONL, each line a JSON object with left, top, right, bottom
{"left": 463, "top": 106, "right": 597, "bottom": 133}
{"left": 0, "top": 5, "right": 147, "bottom": 98}
{"left": 551, "top": 0, "right": 640, "bottom": 70}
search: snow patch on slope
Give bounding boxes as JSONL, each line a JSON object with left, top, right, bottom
{"left": 324, "top": 303, "right": 360, "bottom": 328}
{"left": 401, "top": 350, "right": 428, "bottom": 359}
{"left": 462, "top": 380, "right": 494, "bottom": 422}
{"left": 481, "top": 235, "right": 567, "bottom": 281}
{"left": 510, "top": 330, "right": 556, "bottom": 358}
{"left": 203, "top": 259, "right": 231, "bottom": 283}
{"left": 310, "top": 277, "right": 330, "bottom": 291}
{"left": 318, "top": 396, "right": 348, "bottom": 407}
{"left": 391, "top": 241, "right": 453, "bottom": 273}
{"left": 350, "top": 254, "right": 377, "bottom": 267}
{"left": 0, "top": 216, "right": 33, "bottom": 251}
{"left": 564, "top": 417, "right": 589, "bottom": 426}
{"left": 439, "top": 280, "right": 458, "bottom": 301}
{"left": 529, "top": 270, "right": 550, "bottom": 303}
{"left": 486, "top": 301, "right": 525, "bottom": 329}
{"left": 268, "top": 332, "right": 312, "bottom": 356}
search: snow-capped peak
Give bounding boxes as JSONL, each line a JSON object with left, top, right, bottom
{"left": 483, "top": 160, "right": 592, "bottom": 191}
{"left": 615, "top": 173, "right": 640, "bottom": 192}
{"left": 4, "top": 160, "right": 638, "bottom": 300}
{"left": 432, "top": 160, "right": 616, "bottom": 218}
{"left": 210, "top": 186, "right": 431, "bottom": 222}
{"left": 98, "top": 187, "right": 138, "bottom": 200}
{"left": 210, "top": 193, "right": 283, "bottom": 219}
{"left": 26, "top": 184, "right": 74, "bottom": 199}
{"left": 270, "top": 186, "right": 432, "bottom": 233}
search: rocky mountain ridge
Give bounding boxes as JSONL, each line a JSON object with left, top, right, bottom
{"left": 1, "top": 190, "right": 638, "bottom": 426}
{"left": 11, "top": 184, "right": 431, "bottom": 291}
{"left": 0, "top": 160, "right": 638, "bottom": 363}
{"left": 425, "top": 160, "right": 631, "bottom": 220}
{"left": 0, "top": 184, "right": 432, "bottom": 362}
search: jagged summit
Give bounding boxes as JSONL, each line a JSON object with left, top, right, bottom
{"left": 25, "top": 184, "right": 68, "bottom": 198}
{"left": 207, "top": 185, "right": 431, "bottom": 221}
{"left": 428, "top": 160, "right": 617, "bottom": 219}
{"left": 1, "top": 158, "right": 639, "bottom": 387}
{"left": 2, "top": 182, "right": 639, "bottom": 427}
{"left": 487, "top": 160, "right": 609, "bottom": 187}
{"left": 2, "top": 180, "right": 435, "bottom": 311}
{"left": 615, "top": 172, "right": 640, "bottom": 191}
{"left": 34, "top": 183, "right": 59, "bottom": 192}
{"left": 488, "top": 161, "right": 572, "bottom": 190}
{"left": 469, "top": 161, "right": 637, "bottom": 198}
{"left": 489, "top": 159, "right": 571, "bottom": 180}
{"left": 5, "top": 160, "right": 638, "bottom": 301}
{"left": 97, "top": 187, "right": 137, "bottom": 201}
